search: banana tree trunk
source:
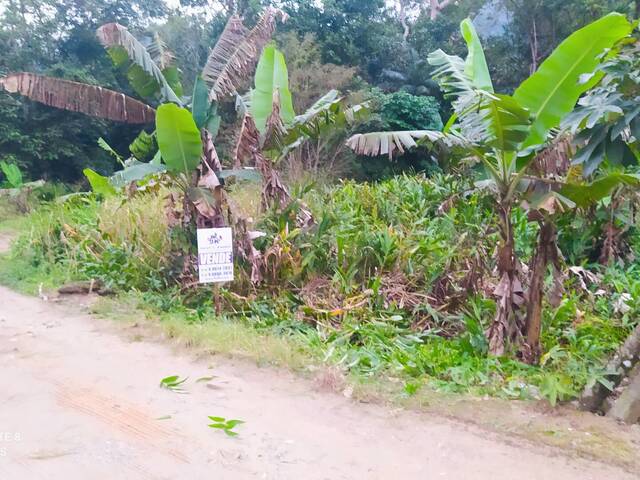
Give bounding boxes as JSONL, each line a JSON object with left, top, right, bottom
{"left": 521, "top": 219, "right": 557, "bottom": 364}
{"left": 255, "top": 151, "right": 314, "bottom": 228}
{"left": 599, "top": 189, "right": 621, "bottom": 265}
{"left": 487, "top": 204, "right": 518, "bottom": 356}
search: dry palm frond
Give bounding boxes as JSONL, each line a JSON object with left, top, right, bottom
{"left": 233, "top": 113, "right": 261, "bottom": 168}
{"left": 0, "top": 73, "right": 155, "bottom": 123}
{"left": 202, "top": 8, "right": 286, "bottom": 101}
{"left": 146, "top": 32, "right": 174, "bottom": 70}
{"left": 226, "top": 194, "right": 263, "bottom": 284}
{"left": 201, "top": 129, "right": 223, "bottom": 172}
{"left": 97, "top": 23, "right": 181, "bottom": 104}
{"left": 532, "top": 134, "right": 573, "bottom": 177}
{"left": 346, "top": 130, "right": 449, "bottom": 160}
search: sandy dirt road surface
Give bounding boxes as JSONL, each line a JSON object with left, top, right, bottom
{"left": 0, "top": 243, "right": 637, "bottom": 479}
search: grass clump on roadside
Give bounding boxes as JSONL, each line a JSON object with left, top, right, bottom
{"left": 91, "top": 291, "right": 319, "bottom": 372}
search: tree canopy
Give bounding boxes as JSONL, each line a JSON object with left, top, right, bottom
{"left": 1, "top": 0, "right": 639, "bottom": 181}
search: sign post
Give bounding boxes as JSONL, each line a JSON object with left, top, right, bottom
{"left": 197, "top": 227, "right": 234, "bottom": 284}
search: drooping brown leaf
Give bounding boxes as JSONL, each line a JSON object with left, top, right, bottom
{"left": 201, "top": 129, "right": 223, "bottom": 172}
{"left": 346, "top": 130, "right": 453, "bottom": 160}
{"left": 202, "top": 15, "right": 248, "bottom": 99}
{"left": 232, "top": 113, "right": 312, "bottom": 226}
{"left": 532, "top": 135, "right": 573, "bottom": 177}
{"left": 227, "top": 195, "right": 264, "bottom": 284}
{"left": 202, "top": 7, "right": 286, "bottom": 101}
{"left": 234, "top": 113, "right": 291, "bottom": 209}
{"left": 233, "top": 114, "right": 261, "bottom": 168}
{"left": 146, "top": 32, "right": 174, "bottom": 70}
{"left": 263, "top": 89, "right": 287, "bottom": 149}
{"left": 257, "top": 149, "right": 291, "bottom": 210}
{"left": 0, "top": 73, "right": 155, "bottom": 123}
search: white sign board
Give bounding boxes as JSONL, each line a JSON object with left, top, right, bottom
{"left": 197, "top": 227, "right": 234, "bottom": 284}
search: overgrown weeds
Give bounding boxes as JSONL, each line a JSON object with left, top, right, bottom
{"left": 1, "top": 174, "right": 638, "bottom": 406}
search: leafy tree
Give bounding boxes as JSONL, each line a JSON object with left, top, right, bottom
{"left": 0, "top": 0, "right": 171, "bottom": 182}
{"left": 562, "top": 40, "right": 640, "bottom": 263}
{"left": 352, "top": 90, "right": 443, "bottom": 178}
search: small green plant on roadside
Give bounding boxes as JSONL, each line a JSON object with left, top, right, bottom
{"left": 207, "top": 416, "right": 245, "bottom": 437}
{"left": 0, "top": 161, "right": 23, "bottom": 188}
{"left": 160, "top": 375, "right": 189, "bottom": 393}
{"left": 403, "top": 381, "right": 421, "bottom": 396}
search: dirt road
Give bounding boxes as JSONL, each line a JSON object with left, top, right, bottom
{"left": 0, "top": 284, "right": 638, "bottom": 479}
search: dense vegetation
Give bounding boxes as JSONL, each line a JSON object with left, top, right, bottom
{"left": 1, "top": 0, "right": 640, "bottom": 411}
{"left": 2, "top": 0, "right": 640, "bottom": 181}
{"left": 3, "top": 174, "right": 638, "bottom": 404}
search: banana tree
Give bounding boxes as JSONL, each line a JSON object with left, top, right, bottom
{"left": 0, "top": 8, "right": 286, "bottom": 285}
{"left": 232, "top": 44, "right": 368, "bottom": 226}
{"left": 347, "top": 14, "right": 634, "bottom": 358}
{"left": 516, "top": 137, "right": 640, "bottom": 362}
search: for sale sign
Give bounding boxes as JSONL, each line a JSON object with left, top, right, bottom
{"left": 197, "top": 227, "right": 234, "bottom": 283}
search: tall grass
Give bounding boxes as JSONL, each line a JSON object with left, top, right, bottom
{"left": 6, "top": 190, "right": 173, "bottom": 290}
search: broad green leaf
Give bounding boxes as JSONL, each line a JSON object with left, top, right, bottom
{"left": 106, "top": 46, "right": 130, "bottom": 68}
{"left": 250, "top": 45, "right": 295, "bottom": 133}
{"left": 110, "top": 159, "right": 166, "bottom": 188}
{"left": 129, "top": 130, "right": 156, "bottom": 161}
{"left": 290, "top": 90, "right": 342, "bottom": 129}
{"left": 560, "top": 172, "right": 640, "bottom": 208}
{"left": 98, "top": 137, "right": 124, "bottom": 166}
{"left": 206, "top": 109, "right": 222, "bottom": 139}
{"left": 127, "top": 63, "right": 160, "bottom": 99}
{"left": 514, "top": 13, "right": 632, "bottom": 147}
{"left": 97, "top": 23, "right": 182, "bottom": 105}
{"left": 460, "top": 19, "right": 493, "bottom": 93}
{"left": 84, "top": 168, "right": 117, "bottom": 196}
{"left": 192, "top": 76, "right": 221, "bottom": 138}
{"left": 156, "top": 103, "right": 203, "bottom": 175}
{"left": 162, "top": 66, "right": 184, "bottom": 98}
{"left": 0, "top": 161, "right": 23, "bottom": 188}
{"left": 481, "top": 95, "right": 531, "bottom": 152}
{"left": 151, "top": 150, "right": 162, "bottom": 166}
{"left": 191, "top": 76, "right": 210, "bottom": 129}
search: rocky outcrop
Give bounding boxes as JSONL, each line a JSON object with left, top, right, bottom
{"left": 579, "top": 324, "right": 640, "bottom": 423}
{"left": 607, "top": 364, "right": 640, "bottom": 424}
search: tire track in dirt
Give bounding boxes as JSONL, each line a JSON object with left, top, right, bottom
{"left": 55, "top": 383, "right": 190, "bottom": 464}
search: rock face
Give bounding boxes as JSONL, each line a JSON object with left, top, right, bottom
{"left": 579, "top": 324, "right": 640, "bottom": 422}
{"left": 607, "top": 365, "right": 640, "bottom": 424}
